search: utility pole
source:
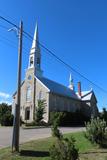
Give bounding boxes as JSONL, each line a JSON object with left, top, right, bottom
{"left": 12, "top": 21, "right": 23, "bottom": 152}
{"left": 33, "top": 51, "right": 36, "bottom": 121}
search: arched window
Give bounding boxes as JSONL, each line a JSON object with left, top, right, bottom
{"left": 26, "top": 86, "right": 31, "bottom": 102}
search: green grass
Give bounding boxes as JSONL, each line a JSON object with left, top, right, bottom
{"left": 65, "top": 132, "right": 95, "bottom": 153}
{"left": 0, "top": 132, "right": 107, "bottom": 160}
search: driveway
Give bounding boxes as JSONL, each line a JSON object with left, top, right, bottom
{"left": 0, "top": 127, "right": 85, "bottom": 149}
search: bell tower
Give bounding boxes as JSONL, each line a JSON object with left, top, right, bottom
{"left": 28, "top": 23, "right": 43, "bottom": 77}
{"left": 24, "top": 23, "right": 43, "bottom": 122}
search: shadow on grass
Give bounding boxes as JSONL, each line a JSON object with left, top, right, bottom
{"left": 20, "top": 150, "right": 50, "bottom": 157}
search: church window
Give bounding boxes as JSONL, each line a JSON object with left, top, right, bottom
{"left": 30, "top": 56, "right": 33, "bottom": 67}
{"left": 26, "top": 86, "right": 31, "bottom": 102}
{"left": 25, "top": 107, "right": 30, "bottom": 120}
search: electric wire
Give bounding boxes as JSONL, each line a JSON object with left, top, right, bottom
{"left": 0, "top": 15, "right": 107, "bottom": 94}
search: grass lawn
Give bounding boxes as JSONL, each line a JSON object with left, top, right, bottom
{"left": 0, "top": 132, "right": 107, "bottom": 160}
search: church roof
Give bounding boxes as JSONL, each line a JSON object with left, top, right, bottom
{"left": 81, "top": 90, "right": 93, "bottom": 101}
{"left": 37, "top": 77, "right": 79, "bottom": 100}
{"left": 76, "top": 89, "right": 93, "bottom": 101}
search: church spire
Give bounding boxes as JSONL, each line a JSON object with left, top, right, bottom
{"left": 31, "top": 23, "right": 39, "bottom": 50}
{"left": 69, "top": 73, "right": 74, "bottom": 90}
{"left": 28, "top": 23, "right": 43, "bottom": 77}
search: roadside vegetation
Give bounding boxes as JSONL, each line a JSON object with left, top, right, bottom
{"left": 50, "top": 112, "right": 79, "bottom": 160}
{"left": 1, "top": 105, "right": 107, "bottom": 159}
{"left": 1, "top": 110, "right": 107, "bottom": 160}
{"left": 1, "top": 131, "right": 107, "bottom": 160}
{"left": 85, "top": 117, "right": 107, "bottom": 147}
{"left": 0, "top": 103, "right": 13, "bottom": 126}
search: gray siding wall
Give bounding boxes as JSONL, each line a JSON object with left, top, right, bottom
{"left": 81, "top": 94, "right": 98, "bottom": 118}
{"left": 49, "top": 93, "right": 81, "bottom": 113}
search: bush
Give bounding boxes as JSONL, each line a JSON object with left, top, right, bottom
{"left": 50, "top": 136, "right": 79, "bottom": 160}
{"left": 85, "top": 117, "right": 107, "bottom": 147}
{"left": 49, "top": 110, "right": 90, "bottom": 126}
{"left": 1, "top": 113, "right": 13, "bottom": 126}
{"left": 0, "top": 103, "right": 13, "bottom": 126}
{"left": 50, "top": 112, "right": 79, "bottom": 160}
{"left": 100, "top": 108, "right": 107, "bottom": 123}
{"left": 51, "top": 112, "right": 64, "bottom": 139}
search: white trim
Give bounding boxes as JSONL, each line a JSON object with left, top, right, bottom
{"left": 35, "top": 76, "right": 50, "bottom": 92}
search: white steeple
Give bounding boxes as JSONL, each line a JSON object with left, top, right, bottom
{"left": 28, "top": 23, "right": 43, "bottom": 77}
{"left": 31, "top": 23, "right": 39, "bottom": 50}
{"left": 69, "top": 73, "right": 74, "bottom": 90}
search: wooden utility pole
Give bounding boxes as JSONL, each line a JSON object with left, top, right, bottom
{"left": 12, "top": 21, "right": 23, "bottom": 152}
{"left": 33, "top": 52, "right": 36, "bottom": 121}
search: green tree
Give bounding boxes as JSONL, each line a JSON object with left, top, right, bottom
{"left": 51, "top": 112, "right": 64, "bottom": 139}
{"left": 50, "top": 112, "right": 79, "bottom": 160}
{"left": 0, "top": 103, "right": 13, "bottom": 126}
{"left": 85, "top": 117, "right": 107, "bottom": 147}
{"left": 100, "top": 107, "right": 107, "bottom": 123}
{"left": 35, "top": 99, "right": 46, "bottom": 124}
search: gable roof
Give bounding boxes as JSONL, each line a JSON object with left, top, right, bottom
{"left": 37, "top": 76, "right": 79, "bottom": 100}
{"left": 76, "top": 89, "right": 94, "bottom": 101}
{"left": 81, "top": 90, "right": 93, "bottom": 101}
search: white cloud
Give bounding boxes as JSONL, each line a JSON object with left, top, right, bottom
{"left": 0, "top": 92, "right": 11, "bottom": 99}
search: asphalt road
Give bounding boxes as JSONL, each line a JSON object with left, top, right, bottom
{"left": 0, "top": 127, "right": 85, "bottom": 149}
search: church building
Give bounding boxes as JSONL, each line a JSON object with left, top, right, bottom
{"left": 12, "top": 24, "right": 98, "bottom": 123}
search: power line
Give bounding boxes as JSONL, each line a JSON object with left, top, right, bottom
{"left": 0, "top": 23, "right": 31, "bottom": 53}
{"left": 0, "top": 15, "right": 107, "bottom": 94}
{"left": 0, "top": 15, "right": 18, "bottom": 28}
{"left": 0, "top": 33, "right": 29, "bottom": 53}
{"left": 22, "top": 32, "right": 107, "bottom": 94}
{"left": 0, "top": 9, "right": 18, "bottom": 25}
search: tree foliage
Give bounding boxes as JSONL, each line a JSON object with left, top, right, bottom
{"left": 85, "top": 117, "right": 107, "bottom": 147}
{"left": 0, "top": 103, "right": 13, "bottom": 126}
{"left": 100, "top": 107, "right": 107, "bottom": 123}
{"left": 49, "top": 110, "right": 90, "bottom": 126}
{"left": 35, "top": 99, "right": 46, "bottom": 124}
{"left": 50, "top": 112, "right": 79, "bottom": 160}
{"left": 51, "top": 112, "right": 64, "bottom": 139}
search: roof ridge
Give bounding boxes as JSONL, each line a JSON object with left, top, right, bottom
{"left": 81, "top": 90, "right": 92, "bottom": 98}
{"left": 39, "top": 76, "right": 72, "bottom": 91}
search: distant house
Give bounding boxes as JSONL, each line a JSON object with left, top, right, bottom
{"left": 12, "top": 24, "right": 98, "bottom": 123}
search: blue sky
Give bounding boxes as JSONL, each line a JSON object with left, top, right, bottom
{"left": 0, "top": 0, "right": 107, "bottom": 110}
